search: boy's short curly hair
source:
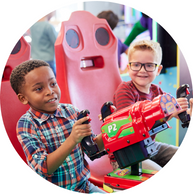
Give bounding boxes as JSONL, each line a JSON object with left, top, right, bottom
{"left": 128, "top": 40, "right": 162, "bottom": 65}
{"left": 10, "top": 59, "right": 50, "bottom": 95}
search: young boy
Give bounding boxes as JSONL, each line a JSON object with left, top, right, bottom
{"left": 10, "top": 59, "right": 106, "bottom": 193}
{"left": 113, "top": 39, "right": 190, "bottom": 169}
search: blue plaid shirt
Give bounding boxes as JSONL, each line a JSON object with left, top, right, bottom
{"left": 17, "top": 103, "right": 90, "bottom": 192}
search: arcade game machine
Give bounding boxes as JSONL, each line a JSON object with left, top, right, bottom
{"left": 55, "top": 10, "right": 191, "bottom": 192}
{"left": 77, "top": 86, "right": 190, "bottom": 192}
{"left": 1, "top": 36, "right": 31, "bottom": 163}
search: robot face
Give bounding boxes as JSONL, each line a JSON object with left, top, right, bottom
{"left": 56, "top": 10, "right": 117, "bottom": 72}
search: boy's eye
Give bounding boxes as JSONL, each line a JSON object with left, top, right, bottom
{"left": 35, "top": 87, "right": 42, "bottom": 92}
{"left": 146, "top": 64, "right": 154, "bottom": 68}
{"left": 133, "top": 63, "right": 140, "bottom": 67}
{"left": 51, "top": 82, "right": 57, "bottom": 87}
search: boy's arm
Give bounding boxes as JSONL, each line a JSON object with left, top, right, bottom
{"left": 46, "top": 134, "right": 77, "bottom": 175}
{"left": 167, "top": 97, "right": 189, "bottom": 120}
{"left": 47, "top": 116, "right": 92, "bottom": 174}
{"left": 114, "top": 83, "right": 136, "bottom": 111}
{"left": 93, "top": 133, "right": 104, "bottom": 151}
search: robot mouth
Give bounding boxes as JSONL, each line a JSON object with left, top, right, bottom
{"left": 80, "top": 56, "right": 104, "bottom": 70}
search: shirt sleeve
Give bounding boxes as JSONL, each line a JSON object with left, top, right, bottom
{"left": 16, "top": 116, "right": 51, "bottom": 178}
{"left": 113, "top": 82, "right": 136, "bottom": 111}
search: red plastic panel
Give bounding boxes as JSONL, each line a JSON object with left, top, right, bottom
{"left": 2, "top": 36, "right": 31, "bottom": 81}
{"left": 1, "top": 36, "right": 30, "bottom": 163}
{"left": 0, "top": 81, "right": 29, "bottom": 163}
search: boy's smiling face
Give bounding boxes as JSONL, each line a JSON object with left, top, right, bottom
{"left": 127, "top": 49, "right": 162, "bottom": 94}
{"left": 18, "top": 66, "right": 61, "bottom": 114}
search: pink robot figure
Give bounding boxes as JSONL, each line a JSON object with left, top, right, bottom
{"left": 55, "top": 11, "right": 122, "bottom": 135}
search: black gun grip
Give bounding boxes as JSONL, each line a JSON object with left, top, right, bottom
{"left": 77, "top": 110, "right": 91, "bottom": 124}
{"left": 77, "top": 110, "right": 101, "bottom": 159}
{"left": 176, "top": 84, "right": 190, "bottom": 128}
{"left": 101, "top": 101, "right": 114, "bottom": 121}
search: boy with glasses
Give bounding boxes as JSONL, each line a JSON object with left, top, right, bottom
{"left": 113, "top": 40, "right": 189, "bottom": 170}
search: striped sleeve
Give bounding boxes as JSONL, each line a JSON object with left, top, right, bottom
{"left": 113, "top": 81, "right": 137, "bottom": 111}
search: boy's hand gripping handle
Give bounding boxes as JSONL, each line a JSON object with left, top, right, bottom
{"left": 77, "top": 110, "right": 107, "bottom": 160}
{"left": 77, "top": 109, "right": 91, "bottom": 124}
{"left": 176, "top": 84, "right": 190, "bottom": 128}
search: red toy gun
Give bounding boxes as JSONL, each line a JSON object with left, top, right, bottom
{"left": 100, "top": 93, "right": 181, "bottom": 170}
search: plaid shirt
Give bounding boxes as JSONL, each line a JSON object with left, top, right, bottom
{"left": 17, "top": 103, "right": 90, "bottom": 192}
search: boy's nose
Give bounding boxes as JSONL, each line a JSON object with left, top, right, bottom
{"left": 46, "top": 87, "right": 54, "bottom": 95}
{"left": 139, "top": 65, "right": 146, "bottom": 72}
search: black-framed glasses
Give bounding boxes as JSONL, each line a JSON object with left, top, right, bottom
{"left": 129, "top": 62, "right": 157, "bottom": 72}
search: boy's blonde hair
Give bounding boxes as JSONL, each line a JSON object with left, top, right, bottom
{"left": 128, "top": 40, "right": 162, "bottom": 65}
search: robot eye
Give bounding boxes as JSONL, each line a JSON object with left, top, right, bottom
{"left": 66, "top": 29, "right": 79, "bottom": 48}
{"left": 95, "top": 27, "right": 109, "bottom": 46}
{"left": 11, "top": 39, "right": 21, "bottom": 54}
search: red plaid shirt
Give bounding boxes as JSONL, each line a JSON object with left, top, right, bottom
{"left": 17, "top": 104, "right": 90, "bottom": 192}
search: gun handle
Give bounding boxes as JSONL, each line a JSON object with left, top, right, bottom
{"left": 176, "top": 84, "right": 190, "bottom": 128}
{"left": 101, "top": 101, "right": 114, "bottom": 122}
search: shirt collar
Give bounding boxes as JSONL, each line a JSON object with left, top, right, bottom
{"left": 28, "top": 104, "right": 67, "bottom": 124}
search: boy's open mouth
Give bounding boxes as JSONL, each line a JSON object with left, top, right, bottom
{"left": 47, "top": 98, "right": 57, "bottom": 103}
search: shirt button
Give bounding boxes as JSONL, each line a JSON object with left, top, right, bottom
{"left": 51, "top": 115, "right": 54, "bottom": 118}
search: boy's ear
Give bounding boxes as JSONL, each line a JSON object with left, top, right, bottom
{"left": 156, "top": 64, "right": 163, "bottom": 75}
{"left": 17, "top": 93, "right": 28, "bottom": 105}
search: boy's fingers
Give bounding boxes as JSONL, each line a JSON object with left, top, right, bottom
{"left": 111, "top": 105, "right": 117, "bottom": 112}
{"left": 75, "top": 116, "right": 90, "bottom": 124}
{"left": 98, "top": 114, "right": 102, "bottom": 121}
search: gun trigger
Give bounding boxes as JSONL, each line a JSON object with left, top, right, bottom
{"left": 110, "top": 106, "right": 115, "bottom": 113}
{"left": 186, "top": 88, "right": 190, "bottom": 95}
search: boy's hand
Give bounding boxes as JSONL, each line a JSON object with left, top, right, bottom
{"left": 70, "top": 116, "right": 92, "bottom": 144}
{"left": 188, "top": 98, "right": 193, "bottom": 117}
{"left": 172, "top": 97, "right": 189, "bottom": 119}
